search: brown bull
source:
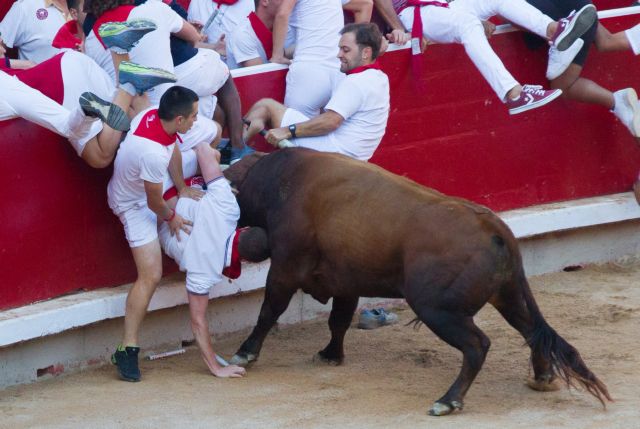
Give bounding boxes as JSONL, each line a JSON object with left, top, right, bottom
{"left": 224, "top": 148, "right": 611, "bottom": 416}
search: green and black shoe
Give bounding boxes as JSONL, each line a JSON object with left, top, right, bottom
{"left": 111, "top": 345, "right": 141, "bottom": 382}
{"left": 119, "top": 61, "right": 177, "bottom": 95}
{"left": 80, "top": 92, "right": 130, "bottom": 132}
{"left": 98, "top": 19, "right": 157, "bottom": 54}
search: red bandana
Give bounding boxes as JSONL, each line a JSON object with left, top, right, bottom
{"left": 133, "top": 109, "right": 182, "bottom": 146}
{"left": 163, "top": 176, "right": 205, "bottom": 201}
{"left": 247, "top": 12, "right": 273, "bottom": 59}
{"left": 214, "top": 0, "right": 238, "bottom": 7}
{"left": 92, "top": 6, "right": 135, "bottom": 49}
{"left": 1, "top": 53, "right": 65, "bottom": 104}
{"left": 346, "top": 61, "right": 382, "bottom": 75}
{"left": 52, "top": 20, "right": 82, "bottom": 49}
{"left": 405, "top": 0, "right": 448, "bottom": 77}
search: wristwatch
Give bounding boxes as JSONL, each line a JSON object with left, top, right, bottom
{"left": 288, "top": 124, "right": 297, "bottom": 139}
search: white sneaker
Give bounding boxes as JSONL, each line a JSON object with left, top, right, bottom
{"left": 612, "top": 88, "right": 640, "bottom": 137}
{"left": 546, "top": 38, "right": 584, "bottom": 80}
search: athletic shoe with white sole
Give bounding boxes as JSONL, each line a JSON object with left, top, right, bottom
{"left": 118, "top": 61, "right": 177, "bottom": 95}
{"left": 612, "top": 88, "right": 640, "bottom": 137}
{"left": 546, "top": 38, "right": 584, "bottom": 80}
{"left": 358, "top": 308, "right": 399, "bottom": 330}
{"left": 230, "top": 144, "right": 256, "bottom": 165}
{"left": 79, "top": 92, "right": 130, "bottom": 132}
{"left": 550, "top": 4, "right": 597, "bottom": 51}
{"left": 507, "top": 85, "right": 563, "bottom": 115}
{"left": 98, "top": 19, "right": 157, "bottom": 54}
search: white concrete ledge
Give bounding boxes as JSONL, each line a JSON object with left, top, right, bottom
{"left": 0, "top": 192, "right": 639, "bottom": 349}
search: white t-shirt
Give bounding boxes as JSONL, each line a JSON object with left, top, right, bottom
{"left": 324, "top": 68, "right": 390, "bottom": 161}
{"left": 0, "top": 0, "right": 66, "bottom": 63}
{"left": 108, "top": 108, "right": 177, "bottom": 214}
{"left": 188, "top": 0, "right": 254, "bottom": 68}
{"left": 289, "top": 0, "right": 343, "bottom": 65}
{"left": 159, "top": 177, "right": 240, "bottom": 295}
{"left": 227, "top": 18, "right": 296, "bottom": 66}
{"left": 85, "top": 1, "right": 184, "bottom": 92}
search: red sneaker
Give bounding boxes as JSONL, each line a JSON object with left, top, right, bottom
{"left": 222, "top": 228, "right": 248, "bottom": 280}
{"left": 549, "top": 4, "right": 597, "bottom": 51}
{"left": 507, "top": 85, "right": 562, "bottom": 115}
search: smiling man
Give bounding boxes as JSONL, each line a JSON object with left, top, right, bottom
{"left": 243, "top": 23, "right": 390, "bottom": 162}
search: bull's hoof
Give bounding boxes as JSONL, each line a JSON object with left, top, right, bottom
{"left": 428, "top": 400, "right": 463, "bottom": 416}
{"left": 313, "top": 350, "right": 343, "bottom": 366}
{"left": 229, "top": 352, "right": 258, "bottom": 367}
{"left": 527, "top": 376, "right": 562, "bottom": 392}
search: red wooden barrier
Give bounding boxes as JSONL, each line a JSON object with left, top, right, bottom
{"left": 0, "top": 1, "right": 639, "bottom": 310}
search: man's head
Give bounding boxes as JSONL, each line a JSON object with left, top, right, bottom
{"left": 338, "top": 23, "right": 382, "bottom": 73}
{"left": 83, "top": 0, "right": 134, "bottom": 17}
{"left": 159, "top": 86, "right": 199, "bottom": 134}
{"left": 67, "top": 0, "right": 86, "bottom": 25}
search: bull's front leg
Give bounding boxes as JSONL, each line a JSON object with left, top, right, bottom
{"left": 230, "top": 281, "right": 297, "bottom": 367}
{"left": 315, "top": 296, "right": 359, "bottom": 365}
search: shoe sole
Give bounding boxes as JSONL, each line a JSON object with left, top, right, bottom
{"left": 509, "top": 89, "right": 563, "bottom": 115}
{"left": 546, "top": 39, "right": 584, "bottom": 80}
{"left": 119, "top": 63, "right": 177, "bottom": 95}
{"left": 622, "top": 88, "right": 640, "bottom": 137}
{"left": 80, "top": 92, "right": 130, "bottom": 132}
{"left": 555, "top": 5, "right": 597, "bottom": 51}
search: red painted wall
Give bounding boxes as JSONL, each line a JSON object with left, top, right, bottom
{"left": 0, "top": 1, "right": 639, "bottom": 309}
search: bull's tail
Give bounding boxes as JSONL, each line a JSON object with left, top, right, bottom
{"left": 512, "top": 270, "right": 612, "bottom": 406}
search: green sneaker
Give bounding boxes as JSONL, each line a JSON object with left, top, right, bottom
{"left": 111, "top": 345, "right": 141, "bottom": 382}
{"left": 79, "top": 92, "right": 130, "bottom": 132}
{"left": 118, "top": 61, "right": 177, "bottom": 95}
{"left": 98, "top": 19, "right": 157, "bottom": 54}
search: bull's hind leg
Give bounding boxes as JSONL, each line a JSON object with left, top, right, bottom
{"left": 230, "top": 279, "right": 297, "bottom": 367}
{"left": 415, "top": 309, "right": 491, "bottom": 416}
{"left": 315, "top": 296, "right": 359, "bottom": 365}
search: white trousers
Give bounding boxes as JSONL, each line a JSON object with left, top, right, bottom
{"left": 175, "top": 49, "right": 230, "bottom": 119}
{"left": 400, "top": 1, "right": 552, "bottom": 100}
{"left": 285, "top": 61, "right": 344, "bottom": 117}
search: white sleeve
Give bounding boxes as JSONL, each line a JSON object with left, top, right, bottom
{"left": 325, "top": 77, "right": 364, "bottom": 121}
{"left": 0, "top": 3, "right": 25, "bottom": 48}
{"left": 155, "top": 1, "right": 185, "bottom": 33}
{"left": 229, "top": 28, "right": 262, "bottom": 64}
{"left": 139, "top": 152, "right": 169, "bottom": 184}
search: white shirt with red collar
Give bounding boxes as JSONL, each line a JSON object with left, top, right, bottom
{"left": 227, "top": 12, "right": 296, "bottom": 66}
{"left": 289, "top": 0, "right": 343, "bottom": 65}
{"left": 108, "top": 107, "right": 180, "bottom": 215}
{"left": 0, "top": 0, "right": 68, "bottom": 63}
{"left": 324, "top": 63, "right": 390, "bottom": 161}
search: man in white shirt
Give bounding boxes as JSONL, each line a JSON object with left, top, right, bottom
{"left": 244, "top": 23, "right": 390, "bottom": 162}
{"left": 0, "top": 0, "right": 71, "bottom": 63}
{"left": 271, "top": 0, "right": 345, "bottom": 118}
{"left": 187, "top": 0, "right": 254, "bottom": 69}
{"left": 107, "top": 86, "right": 202, "bottom": 382}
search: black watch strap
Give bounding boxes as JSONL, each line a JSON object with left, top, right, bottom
{"left": 288, "top": 124, "right": 297, "bottom": 139}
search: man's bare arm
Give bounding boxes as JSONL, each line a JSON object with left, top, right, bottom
{"left": 264, "top": 110, "right": 344, "bottom": 145}
{"left": 343, "top": 0, "right": 374, "bottom": 23}
{"left": 271, "top": 0, "right": 296, "bottom": 64}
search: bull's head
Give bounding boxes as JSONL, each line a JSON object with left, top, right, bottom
{"left": 223, "top": 152, "right": 266, "bottom": 192}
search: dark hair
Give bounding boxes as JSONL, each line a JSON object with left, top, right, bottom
{"left": 158, "top": 86, "right": 199, "bottom": 121}
{"left": 66, "top": 0, "right": 80, "bottom": 10}
{"left": 83, "top": 0, "right": 135, "bottom": 17}
{"left": 340, "top": 23, "right": 383, "bottom": 60}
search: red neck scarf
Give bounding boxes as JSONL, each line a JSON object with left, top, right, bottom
{"left": 214, "top": 0, "right": 238, "bottom": 7}
{"left": 52, "top": 20, "right": 82, "bottom": 50}
{"left": 405, "top": 0, "right": 448, "bottom": 77}
{"left": 133, "top": 109, "right": 182, "bottom": 146}
{"left": 346, "top": 61, "right": 382, "bottom": 75}
{"left": 93, "top": 5, "right": 135, "bottom": 49}
{"left": 247, "top": 12, "right": 273, "bottom": 59}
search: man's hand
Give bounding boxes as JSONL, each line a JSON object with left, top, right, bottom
{"left": 264, "top": 127, "right": 290, "bottom": 146}
{"left": 169, "top": 213, "right": 192, "bottom": 242}
{"left": 269, "top": 54, "right": 292, "bottom": 65}
{"left": 386, "top": 29, "right": 410, "bottom": 45}
{"left": 179, "top": 186, "right": 204, "bottom": 201}
{"left": 482, "top": 20, "right": 496, "bottom": 39}
{"left": 212, "top": 364, "right": 246, "bottom": 378}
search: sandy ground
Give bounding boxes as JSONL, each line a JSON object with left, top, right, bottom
{"left": 1, "top": 261, "right": 640, "bottom": 429}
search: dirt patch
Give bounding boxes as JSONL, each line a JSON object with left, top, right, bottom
{"left": 1, "top": 262, "right": 640, "bottom": 429}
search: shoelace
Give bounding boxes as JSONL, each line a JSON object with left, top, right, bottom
{"left": 522, "top": 85, "right": 547, "bottom": 96}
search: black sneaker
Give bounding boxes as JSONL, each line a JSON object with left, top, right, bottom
{"left": 80, "top": 92, "right": 130, "bottom": 132}
{"left": 111, "top": 346, "right": 141, "bottom": 382}
{"left": 217, "top": 138, "right": 232, "bottom": 166}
